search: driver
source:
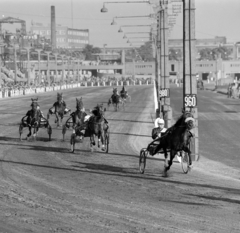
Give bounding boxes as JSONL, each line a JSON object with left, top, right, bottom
{"left": 50, "top": 96, "right": 70, "bottom": 114}
{"left": 152, "top": 118, "right": 167, "bottom": 140}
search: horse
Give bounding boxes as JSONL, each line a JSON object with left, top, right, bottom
{"left": 47, "top": 92, "right": 71, "bottom": 127}
{"left": 148, "top": 110, "right": 195, "bottom": 177}
{"left": 62, "top": 97, "right": 87, "bottom": 141}
{"left": 70, "top": 103, "right": 109, "bottom": 153}
{"left": 108, "top": 93, "right": 122, "bottom": 111}
{"left": 20, "top": 98, "right": 43, "bottom": 141}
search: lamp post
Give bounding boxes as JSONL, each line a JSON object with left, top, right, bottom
{"left": 25, "top": 47, "right": 32, "bottom": 85}
{"left": 45, "top": 51, "right": 51, "bottom": 85}
{"left": 103, "top": 44, "right": 107, "bottom": 54}
{"left": 53, "top": 53, "right": 58, "bottom": 84}
{"left": 35, "top": 49, "right": 42, "bottom": 85}
{"left": 101, "top": 1, "right": 150, "bottom": 12}
{"left": 10, "top": 36, "right": 19, "bottom": 84}
{"left": 60, "top": 55, "right": 65, "bottom": 84}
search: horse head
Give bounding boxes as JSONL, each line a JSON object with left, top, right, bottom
{"left": 31, "top": 98, "right": 39, "bottom": 111}
{"left": 92, "top": 103, "right": 105, "bottom": 119}
{"left": 173, "top": 110, "right": 195, "bottom": 130}
{"left": 76, "top": 97, "right": 84, "bottom": 111}
{"left": 184, "top": 111, "right": 195, "bottom": 130}
{"left": 57, "top": 92, "right": 63, "bottom": 103}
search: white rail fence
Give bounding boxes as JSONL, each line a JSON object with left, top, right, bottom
{"left": 0, "top": 80, "right": 153, "bottom": 99}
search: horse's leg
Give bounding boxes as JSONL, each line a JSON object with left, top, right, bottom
{"left": 184, "top": 146, "right": 192, "bottom": 169}
{"left": 33, "top": 126, "right": 37, "bottom": 141}
{"left": 26, "top": 126, "right": 33, "bottom": 140}
{"left": 163, "top": 149, "right": 176, "bottom": 177}
{"left": 100, "top": 128, "right": 105, "bottom": 151}
{"left": 47, "top": 110, "right": 51, "bottom": 120}
{"left": 98, "top": 134, "right": 101, "bottom": 148}
{"left": 89, "top": 134, "right": 95, "bottom": 152}
{"left": 55, "top": 112, "right": 60, "bottom": 127}
{"left": 70, "top": 133, "right": 76, "bottom": 153}
{"left": 60, "top": 116, "right": 63, "bottom": 127}
{"left": 162, "top": 148, "right": 169, "bottom": 177}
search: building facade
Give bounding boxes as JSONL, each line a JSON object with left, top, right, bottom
{"left": 30, "top": 22, "right": 89, "bottom": 49}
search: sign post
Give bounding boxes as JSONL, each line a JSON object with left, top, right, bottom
{"left": 183, "top": 0, "right": 199, "bottom": 161}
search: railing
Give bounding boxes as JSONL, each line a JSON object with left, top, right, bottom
{"left": 0, "top": 79, "right": 153, "bottom": 99}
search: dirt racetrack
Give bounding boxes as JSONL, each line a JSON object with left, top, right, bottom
{"left": 0, "top": 85, "right": 239, "bottom": 233}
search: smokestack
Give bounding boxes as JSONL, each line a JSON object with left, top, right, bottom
{"left": 51, "top": 6, "right": 56, "bottom": 50}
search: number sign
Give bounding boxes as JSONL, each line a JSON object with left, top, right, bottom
{"left": 159, "top": 88, "right": 170, "bottom": 98}
{"left": 184, "top": 94, "right": 197, "bottom": 108}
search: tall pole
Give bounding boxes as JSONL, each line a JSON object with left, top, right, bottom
{"left": 14, "top": 45, "right": 17, "bottom": 84}
{"left": 25, "top": 47, "right": 31, "bottom": 85}
{"left": 46, "top": 51, "right": 51, "bottom": 86}
{"left": 51, "top": 6, "right": 56, "bottom": 50}
{"left": 54, "top": 53, "right": 58, "bottom": 83}
{"left": 183, "top": 0, "right": 198, "bottom": 161}
{"left": 160, "top": 0, "right": 171, "bottom": 127}
{"left": 77, "top": 58, "right": 80, "bottom": 82}
{"left": 61, "top": 55, "right": 64, "bottom": 84}
{"left": 35, "top": 49, "right": 42, "bottom": 85}
{"left": 156, "top": 10, "right": 161, "bottom": 118}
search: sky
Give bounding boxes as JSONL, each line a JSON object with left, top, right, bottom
{"left": 0, "top": 0, "right": 240, "bottom": 48}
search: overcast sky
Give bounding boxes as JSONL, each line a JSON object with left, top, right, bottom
{"left": 0, "top": 0, "right": 239, "bottom": 48}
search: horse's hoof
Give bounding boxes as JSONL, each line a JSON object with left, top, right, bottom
{"left": 188, "top": 165, "right": 193, "bottom": 172}
{"left": 162, "top": 171, "right": 168, "bottom": 177}
{"left": 101, "top": 147, "right": 105, "bottom": 151}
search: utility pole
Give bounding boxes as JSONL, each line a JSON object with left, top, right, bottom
{"left": 183, "top": 0, "right": 199, "bottom": 161}
{"left": 156, "top": 11, "right": 161, "bottom": 118}
{"left": 159, "top": 0, "right": 172, "bottom": 127}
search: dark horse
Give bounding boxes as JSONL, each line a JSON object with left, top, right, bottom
{"left": 47, "top": 92, "right": 71, "bottom": 127}
{"left": 70, "top": 103, "right": 109, "bottom": 153}
{"left": 148, "top": 110, "right": 195, "bottom": 177}
{"left": 62, "top": 97, "right": 87, "bottom": 141}
{"left": 108, "top": 88, "right": 122, "bottom": 111}
{"left": 21, "top": 98, "right": 43, "bottom": 140}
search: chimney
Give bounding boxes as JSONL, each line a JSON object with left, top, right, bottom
{"left": 51, "top": 6, "right": 56, "bottom": 50}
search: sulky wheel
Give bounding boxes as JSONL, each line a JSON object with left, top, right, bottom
{"left": 139, "top": 149, "right": 147, "bottom": 174}
{"left": 181, "top": 151, "right": 190, "bottom": 174}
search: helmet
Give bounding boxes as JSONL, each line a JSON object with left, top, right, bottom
{"left": 155, "top": 118, "right": 164, "bottom": 127}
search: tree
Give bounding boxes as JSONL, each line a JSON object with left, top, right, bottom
{"left": 198, "top": 46, "right": 232, "bottom": 61}
{"left": 169, "top": 48, "right": 182, "bottom": 61}
{"left": 82, "top": 44, "right": 101, "bottom": 60}
{"left": 136, "top": 41, "right": 154, "bottom": 61}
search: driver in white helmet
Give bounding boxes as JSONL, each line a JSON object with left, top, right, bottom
{"left": 152, "top": 118, "right": 167, "bottom": 140}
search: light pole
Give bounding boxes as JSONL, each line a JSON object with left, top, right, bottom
{"left": 60, "top": 55, "right": 65, "bottom": 84}
{"left": 10, "top": 35, "right": 19, "bottom": 84}
{"left": 35, "top": 49, "right": 42, "bottom": 85}
{"left": 53, "top": 53, "right": 58, "bottom": 84}
{"left": 45, "top": 51, "right": 51, "bottom": 85}
{"left": 103, "top": 44, "right": 107, "bottom": 54}
{"left": 25, "top": 47, "right": 31, "bottom": 85}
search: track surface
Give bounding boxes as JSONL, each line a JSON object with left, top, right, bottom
{"left": 0, "top": 85, "right": 239, "bottom": 233}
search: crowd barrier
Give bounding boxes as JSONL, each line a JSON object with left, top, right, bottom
{"left": 0, "top": 80, "right": 153, "bottom": 99}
